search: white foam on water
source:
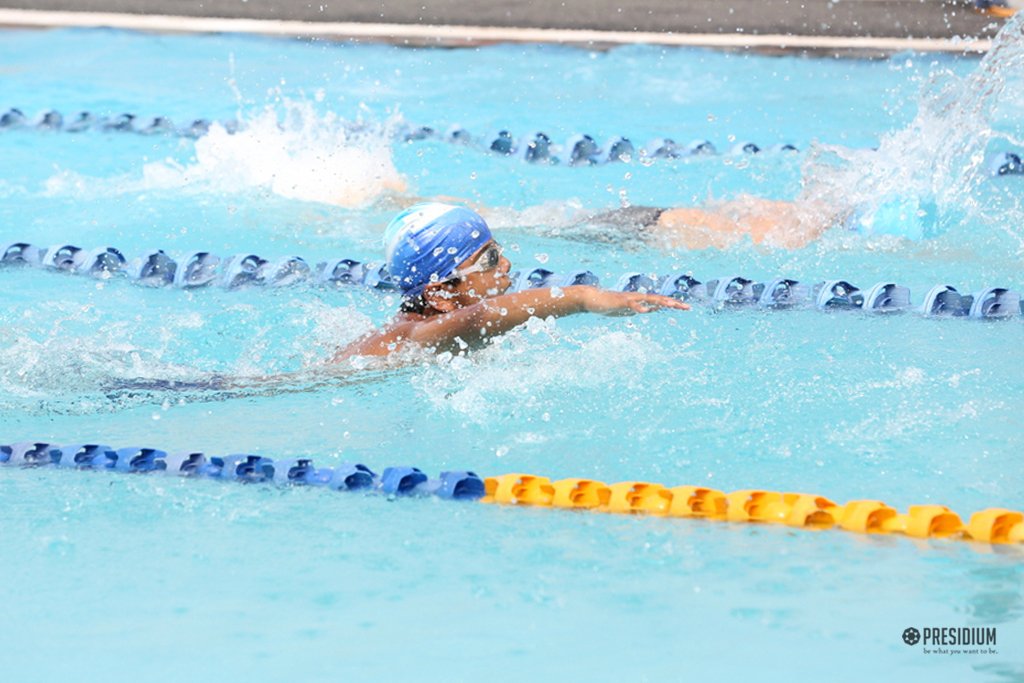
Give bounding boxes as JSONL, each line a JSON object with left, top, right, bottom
{"left": 410, "top": 318, "right": 676, "bottom": 424}
{"left": 482, "top": 199, "right": 590, "bottom": 232}
{"left": 0, "top": 178, "right": 28, "bottom": 198}
{"left": 803, "top": 14, "right": 1024, "bottom": 246}
{"left": 240, "top": 298, "right": 377, "bottom": 373}
{"left": 160, "top": 103, "right": 407, "bottom": 207}
{"left": 0, "top": 321, "right": 199, "bottom": 406}
{"left": 43, "top": 101, "right": 409, "bottom": 209}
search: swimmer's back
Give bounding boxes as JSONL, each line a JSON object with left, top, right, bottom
{"left": 583, "top": 205, "right": 665, "bottom": 231}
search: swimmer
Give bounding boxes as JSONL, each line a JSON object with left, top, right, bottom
{"left": 575, "top": 196, "right": 842, "bottom": 250}
{"left": 385, "top": 194, "right": 843, "bottom": 250}
{"left": 333, "top": 203, "right": 689, "bottom": 360}
{"left": 102, "top": 204, "right": 686, "bottom": 398}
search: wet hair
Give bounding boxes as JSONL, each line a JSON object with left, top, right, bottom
{"left": 399, "top": 277, "right": 462, "bottom": 314}
{"left": 399, "top": 294, "right": 429, "bottom": 314}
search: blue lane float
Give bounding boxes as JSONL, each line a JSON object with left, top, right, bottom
{"left": 400, "top": 123, "right": 797, "bottom": 165}
{"left": 4, "top": 241, "right": 1024, "bottom": 320}
{"left": 1, "top": 442, "right": 61, "bottom": 466}
{"left": 990, "top": 151, "right": 1024, "bottom": 176}
{"left": 6, "top": 107, "right": 1022, "bottom": 173}
{"left": 0, "top": 441, "right": 487, "bottom": 500}
{"left": 0, "top": 107, "right": 217, "bottom": 139}
{"left": 54, "top": 444, "right": 111, "bottom": 468}
{"left": 0, "top": 106, "right": 802, "bottom": 166}
{"left": 757, "top": 278, "right": 809, "bottom": 308}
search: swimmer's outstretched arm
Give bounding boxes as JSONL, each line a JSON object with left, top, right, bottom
{"left": 407, "top": 286, "right": 688, "bottom": 353}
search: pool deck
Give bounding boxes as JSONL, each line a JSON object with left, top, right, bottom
{"left": 0, "top": 1, "right": 1013, "bottom": 53}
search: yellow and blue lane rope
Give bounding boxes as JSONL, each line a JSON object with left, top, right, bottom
{"left": 2, "top": 442, "right": 1021, "bottom": 546}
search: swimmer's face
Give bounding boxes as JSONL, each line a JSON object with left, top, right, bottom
{"left": 452, "top": 240, "right": 512, "bottom": 300}
{"left": 424, "top": 240, "right": 511, "bottom": 309}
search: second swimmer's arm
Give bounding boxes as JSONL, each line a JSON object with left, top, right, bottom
{"left": 407, "top": 286, "right": 689, "bottom": 352}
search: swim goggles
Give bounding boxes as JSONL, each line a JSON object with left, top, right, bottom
{"left": 451, "top": 242, "right": 503, "bottom": 279}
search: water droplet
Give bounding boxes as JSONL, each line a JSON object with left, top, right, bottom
{"left": 535, "top": 253, "right": 549, "bottom": 264}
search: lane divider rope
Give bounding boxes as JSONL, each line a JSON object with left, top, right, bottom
{"left": 3, "top": 242, "right": 1022, "bottom": 319}
{"left": 4, "top": 106, "right": 1023, "bottom": 174}
{"left": 0, "top": 106, "right": 797, "bottom": 165}
{"left": 2, "top": 441, "right": 1021, "bottom": 546}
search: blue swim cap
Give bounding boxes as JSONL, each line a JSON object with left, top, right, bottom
{"left": 384, "top": 203, "right": 492, "bottom": 298}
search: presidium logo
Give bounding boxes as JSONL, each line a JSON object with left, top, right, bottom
{"left": 902, "top": 626, "right": 999, "bottom": 655}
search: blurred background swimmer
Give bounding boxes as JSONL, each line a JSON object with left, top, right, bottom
{"left": 332, "top": 202, "right": 689, "bottom": 360}
{"left": 382, "top": 194, "right": 867, "bottom": 251}
{"left": 551, "top": 197, "right": 839, "bottom": 250}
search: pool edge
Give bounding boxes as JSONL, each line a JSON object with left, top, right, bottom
{"left": 0, "top": 8, "right": 995, "bottom": 56}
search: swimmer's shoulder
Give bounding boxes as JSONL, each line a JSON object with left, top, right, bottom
{"left": 332, "top": 312, "right": 428, "bottom": 361}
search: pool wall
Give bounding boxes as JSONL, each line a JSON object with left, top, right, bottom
{"left": 0, "top": 0, "right": 1009, "bottom": 55}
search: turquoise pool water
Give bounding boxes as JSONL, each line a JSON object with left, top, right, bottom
{"left": 2, "top": 21, "right": 1024, "bottom": 681}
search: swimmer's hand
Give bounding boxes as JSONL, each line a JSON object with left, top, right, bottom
{"left": 581, "top": 288, "right": 691, "bottom": 316}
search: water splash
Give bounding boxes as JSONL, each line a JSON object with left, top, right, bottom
{"left": 159, "top": 102, "right": 408, "bottom": 207}
{"left": 411, "top": 319, "right": 677, "bottom": 424}
{"left": 0, "top": 178, "right": 28, "bottom": 198}
{"left": 483, "top": 200, "right": 590, "bottom": 232}
{"left": 0, "top": 296, "right": 379, "bottom": 414}
{"left": 276, "top": 298, "right": 377, "bottom": 369}
{"left": 803, "top": 14, "right": 1024, "bottom": 246}
{"left": 43, "top": 101, "right": 409, "bottom": 208}
{"left": 0, "top": 327, "right": 204, "bottom": 414}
